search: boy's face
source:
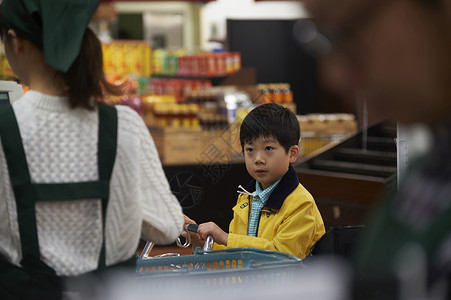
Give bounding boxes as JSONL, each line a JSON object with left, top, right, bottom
{"left": 243, "top": 135, "right": 299, "bottom": 190}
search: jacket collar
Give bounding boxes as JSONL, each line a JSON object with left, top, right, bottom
{"left": 243, "top": 165, "right": 299, "bottom": 210}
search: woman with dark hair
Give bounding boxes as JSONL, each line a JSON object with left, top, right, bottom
{"left": 0, "top": 0, "right": 183, "bottom": 298}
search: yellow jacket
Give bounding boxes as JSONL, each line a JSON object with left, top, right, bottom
{"left": 213, "top": 166, "right": 325, "bottom": 258}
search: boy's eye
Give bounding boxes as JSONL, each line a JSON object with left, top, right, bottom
{"left": 245, "top": 147, "right": 253, "bottom": 153}
{"left": 265, "top": 146, "right": 274, "bottom": 151}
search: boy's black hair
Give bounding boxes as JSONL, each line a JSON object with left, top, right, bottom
{"left": 239, "top": 103, "right": 300, "bottom": 153}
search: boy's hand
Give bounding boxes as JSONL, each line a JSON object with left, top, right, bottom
{"left": 198, "top": 222, "right": 228, "bottom": 246}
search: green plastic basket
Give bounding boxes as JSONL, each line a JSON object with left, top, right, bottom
{"left": 134, "top": 248, "right": 305, "bottom": 297}
{"left": 136, "top": 247, "right": 302, "bottom": 276}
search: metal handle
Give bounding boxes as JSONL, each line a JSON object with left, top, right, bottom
{"left": 175, "top": 234, "right": 191, "bottom": 248}
{"left": 202, "top": 235, "right": 214, "bottom": 251}
{"left": 175, "top": 223, "right": 198, "bottom": 248}
{"left": 151, "top": 253, "right": 180, "bottom": 259}
{"left": 140, "top": 241, "right": 155, "bottom": 259}
{"left": 184, "top": 224, "right": 213, "bottom": 251}
{"left": 141, "top": 224, "right": 197, "bottom": 258}
{"left": 140, "top": 223, "right": 213, "bottom": 259}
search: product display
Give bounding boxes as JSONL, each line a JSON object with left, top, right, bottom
{"left": 257, "top": 83, "right": 293, "bottom": 104}
{"left": 298, "top": 114, "right": 358, "bottom": 155}
{"left": 153, "top": 49, "right": 241, "bottom": 77}
{"left": 102, "top": 40, "right": 152, "bottom": 77}
{"left": 152, "top": 49, "right": 186, "bottom": 76}
{"left": 236, "top": 108, "right": 357, "bottom": 156}
{"left": 104, "top": 74, "right": 142, "bottom": 114}
{"left": 102, "top": 71, "right": 358, "bottom": 164}
{"left": 144, "top": 100, "right": 201, "bottom": 129}
{"left": 0, "top": 33, "right": 358, "bottom": 167}
{"left": 146, "top": 78, "right": 212, "bottom": 102}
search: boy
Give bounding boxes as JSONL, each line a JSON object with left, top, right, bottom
{"left": 186, "top": 103, "right": 325, "bottom": 258}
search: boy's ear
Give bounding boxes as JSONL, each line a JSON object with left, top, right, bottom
{"left": 289, "top": 145, "right": 299, "bottom": 163}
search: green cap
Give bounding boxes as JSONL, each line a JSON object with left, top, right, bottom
{"left": 0, "top": 0, "right": 100, "bottom": 72}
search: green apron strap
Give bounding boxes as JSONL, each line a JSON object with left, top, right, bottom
{"left": 96, "top": 103, "right": 118, "bottom": 270}
{"left": 0, "top": 105, "right": 43, "bottom": 272}
{"left": 98, "top": 102, "right": 117, "bottom": 182}
{"left": 33, "top": 181, "right": 110, "bottom": 201}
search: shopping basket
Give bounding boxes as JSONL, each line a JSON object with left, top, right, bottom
{"left": 134, "top": 224, "right": 307, "bottom": 297}
{"left": 137, "top": 246, "right": 302, "bottom": 276}
{"left": 136, "top": 247, "right": 304, "bottom": 298}
{"left": 100, "top": 250, "right": 346, "bottom": 300}
{"left": 137, "top": 223, "right": 302, "bottom": 276}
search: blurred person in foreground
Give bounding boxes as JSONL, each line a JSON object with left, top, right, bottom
{"left": 0, "top": 0, "right": 183, "bottom": 298}
{"left": 301, "top": 0, "right": 451, "bottom": 298}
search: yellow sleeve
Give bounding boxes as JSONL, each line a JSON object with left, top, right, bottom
{"left": 213, "top": 194, "right": 249, "bottom": 250}
{"left": 212, "top": 243, "right": 227, "bottom": 250}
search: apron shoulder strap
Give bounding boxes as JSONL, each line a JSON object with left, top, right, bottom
{"left": 0, "top": 104, "right": 43, "bottom": 272}
{"left": 0, "top": 105, "right": 31, "bottom": 185}
{"left": 96, "top": 102, "right": 118, "bottom": 270}
{"left": 98, "top": 102, "right": 117, "bottom": 181}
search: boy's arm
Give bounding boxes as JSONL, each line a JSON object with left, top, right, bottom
{"left": 211, "top": 200, "right": 243, "bottom": 250}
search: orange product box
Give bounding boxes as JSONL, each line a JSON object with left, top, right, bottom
{"left": 198, "top": 54, "right": 208, "bottom": 77}
{"left": 225, "top": 53, "right": 234, "bottom": 75}
{"left": 215, "top": 53, "right": 226, "bottom": 76}
{"left": 233, "top": 52, "right": 241, "bottom": 72}
{"left": 207, "top": 54, "right": 216, "bottom": 77}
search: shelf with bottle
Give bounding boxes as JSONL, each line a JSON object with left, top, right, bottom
{"left": 145, "top": 78, "right": 212, "bottom": 103}
{"left": 256, "top": 83, "right": 294, "bottom": 104}
{"left": 141, "top": 95, "right": 229, "bottom": 133}
{"left": 102, "top": 74, "right": 205, "bottom": 131}
{"left": 297, "top": 114, "right": 358, "bottom": 156}
{"left": 142, "top": 96, "right": 202, "bottom": 130}
{"left": 152, "top": 48, "right": 241, "bottom": 80}
{"left": 104, "top": 72, "right": 250, "bottom": 134}
{"left": 100, "top": 41, "right": 242, "bottom": 82}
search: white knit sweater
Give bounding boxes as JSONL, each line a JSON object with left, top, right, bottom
{"left": 0, "top": 91, "right": 184, "bottom": 276}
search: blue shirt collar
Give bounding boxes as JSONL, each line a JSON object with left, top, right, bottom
{"left": 243, "top": 166, "right": 300, "bottom": 210}
{"left": 254, "top": 178, "right": 282, "bottom": 203}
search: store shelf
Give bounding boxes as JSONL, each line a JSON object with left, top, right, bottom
{"left": 151, "top": 68, "right": 256, "bottom": 87}
{"left": 296, "top": 122, "right": 397, "bottom": 228}
{"left": 152, "top": 74, "right": 228, "bottom": 86}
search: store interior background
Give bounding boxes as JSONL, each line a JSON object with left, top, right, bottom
{"left": 106, "top": 0, "right": 364, "bottom": 117}
{"left": 2, "top": 0, "right": 429, "bottom": 253}
{"left": 92, "top": 0, "right": 399, "bottom": 242}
